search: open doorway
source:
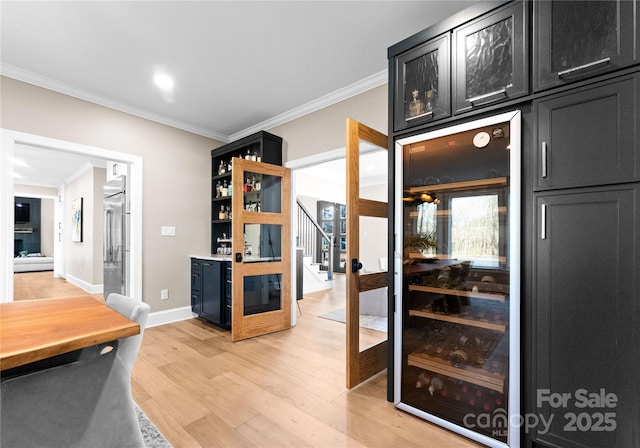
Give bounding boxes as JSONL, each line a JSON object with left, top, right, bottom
{"left": 287, "top": 143, "right": 388, "bottom": 346}
{"left": 1, "top": 129, "right": 142, "bottom": 303}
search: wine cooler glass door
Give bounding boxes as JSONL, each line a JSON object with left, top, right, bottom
{"left": 394, "top": 110, "right": 521, "bottom": 448}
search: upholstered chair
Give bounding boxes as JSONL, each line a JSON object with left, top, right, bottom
{"left": 106, "top": 293, "right": 150, "bottom": 372}
{"left": 1, "top": 296, "right": 150, "bottom": 448}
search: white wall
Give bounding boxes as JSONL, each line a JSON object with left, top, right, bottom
{"left": 64, "top": 167, "right": 104, "bottom": 287}
{"left": 270, "top": 84, "right": 388, "bottom": 163}
{"left": 2, "top": 76, "right": 389, "bottom": 313}
{"left": 359, "top": 183, "right": 388, "bottom": 273}
{"left": 40, "top": 198, "right": 55, "bottom": 257}
{"left": 2, "top": 75, "right": 220, "bottom": 312}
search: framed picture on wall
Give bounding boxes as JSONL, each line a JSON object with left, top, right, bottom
{"left": 71, "top": 197, "right": 83, "bottom": 243}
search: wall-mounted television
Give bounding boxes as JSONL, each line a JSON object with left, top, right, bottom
{"left": 15, "top": 202, "right": 30, "bottom": 224}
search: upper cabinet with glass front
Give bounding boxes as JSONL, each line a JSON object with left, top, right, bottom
{"left": 393, "top": 33, "right": 451, "bottom": 132}
{"left": 389, "top": 1, "right": 527, "bottom": 132}
{"left": 452, "top": 1, "right": 528, "bottom": 114}
{"left": 533, "top": 0, "right": 638, "bottom": 92}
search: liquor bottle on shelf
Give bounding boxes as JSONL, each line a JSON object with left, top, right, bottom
{"left": 221, "top": 180, "right": 228, "bottom": 197}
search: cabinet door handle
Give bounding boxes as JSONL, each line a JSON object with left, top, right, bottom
{"left": 541, "top": 203, "right": 547, "bottom": 240}
{"left": 558, "top": 57, "right": 611, "bottom": 78}
{"left": 541, "top": 141, "right": 548, "bottom": 178}
{"left": 468, "top": 87, "right": 507, "bottom": 106}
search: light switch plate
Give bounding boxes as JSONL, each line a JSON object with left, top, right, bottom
{"left": 161, "top": 226, "right": 176, "bottom": 236}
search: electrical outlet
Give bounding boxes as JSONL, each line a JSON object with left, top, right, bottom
{"left": 160, "top": 289, "right": 169, "bottom": 300}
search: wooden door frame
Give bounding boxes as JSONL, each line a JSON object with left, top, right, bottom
{"left": 231, "top": 158, "right": 292, "bottom": 341}
{"left": 345, "top": 118, "right": 389, "bottom": 388}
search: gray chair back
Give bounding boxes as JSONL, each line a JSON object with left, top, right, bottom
{"left": 106, "top": 293, "right": 150, "bottom": 372}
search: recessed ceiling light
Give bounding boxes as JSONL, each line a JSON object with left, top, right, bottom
{"left": 154, "top": 73, "right": 174, "bottom": 91}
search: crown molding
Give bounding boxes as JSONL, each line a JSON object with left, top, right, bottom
{"left": 230, "top": 70, "right": 388, "bottom": 142}
{"left": 2, "top": 63, "right": 388, "bottom": 144}
{"left": 1, "top": 64, "right": 230, "bottom": 143}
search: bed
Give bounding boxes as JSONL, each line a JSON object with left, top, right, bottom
{"left": 14, "top": 255, "right": 54, "bottom": 273}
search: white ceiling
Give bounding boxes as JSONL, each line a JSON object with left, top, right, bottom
{"left": 2, "top": 0, "right": 478, "bottom": 187}
{"left": 11, "top": 143, "right": 107, "bottom": 189}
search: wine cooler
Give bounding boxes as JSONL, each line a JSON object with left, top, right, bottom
{"left": 393, "top": 111, "right": 521, "bottom": 448}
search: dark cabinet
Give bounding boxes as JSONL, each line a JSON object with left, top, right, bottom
{"left": 530, "top": 185, "right": 639, "bottom": 448}
{"left": 533, "top": 0, "right": 638, "bottom": 92}
{"left": 452, "top": 0, "right": 528, "bottom": 114}
{"left": 388, "top": 1, "right": 640, "bottom": 446}
{"left": 191, "top": 259, "right": 202, "bottom": 314}
{"left": 191, "top": 257, "right": 231, "bottom": 329}
{"left": 211, "top": 131, "right": 282, "bottom": 254}
{"left": 201, "top": 260, "right": 221, "bottom": 324}
{"left": 392, "top": 33, "right": 451, "bottom": 131}
{"left": 534, "top": 73, "right": 640, "bottom": 191}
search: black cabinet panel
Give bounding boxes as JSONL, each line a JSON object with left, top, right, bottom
{"left": 453, "top": 1, "right": 528, "bottom": 114}
{"left": 534, "top": 0, "right": 637, "bottom": 91}
{"left": 393, "top": 33, "right": 450, "bottom": 131}
{"left": 534, "top": 73, "right": 640, "bottom": 191}
{"left": 531, "top": 185, "right": 639, "bottom": 448}
{"left": 190, "top": 258, "right": 230, "bottom": 329}
{"left": 191, "top": 260, "right": 202, "bottom": 314}
{"left": 201, "top": 261, "right": 221, "bottom": 324}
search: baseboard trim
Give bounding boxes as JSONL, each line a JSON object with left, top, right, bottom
{"left": 65, "top": 274, "right": 102, "bottom": 294}
{"left": 146, "top": 305, "right": 197, "bottom": 328}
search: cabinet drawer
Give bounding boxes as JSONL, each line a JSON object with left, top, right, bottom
{"left": 452, "top": 1, "right": 528, "bottom": 114}
{"left": 533, "top": 0, "right": 638, "bottom": 92}
{"left": 534, "top": 73, "right": 640, "bottom": 190}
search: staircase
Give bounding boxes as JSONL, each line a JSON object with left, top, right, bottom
{"left": 297, "top": 199, "right": 334, "bottom": 294}
{"left": 300, "top": 252, "right": 333, "bottom": 293}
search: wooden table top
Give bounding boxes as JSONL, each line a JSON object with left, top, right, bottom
{"left": 0, "top": 296, "right": 140, "bottom": 371}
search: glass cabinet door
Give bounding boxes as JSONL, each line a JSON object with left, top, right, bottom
{"left": 394, "top": 111, "right": 521, "bottom": 448}
{"left": 533, "top": 0, "right": 637, "bottom": 91}
{"left": 452, "top": 1, "right": 528, "bottom": 114}
{"left": 231, "top": 158, "right": 291, "bottom": 341}
{"left": 393, "top": 33, "right": 451, "bottom": 131}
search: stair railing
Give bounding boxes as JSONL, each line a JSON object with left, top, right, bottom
{"left": 296, "top": 199, "right": 333, "bottom": 280}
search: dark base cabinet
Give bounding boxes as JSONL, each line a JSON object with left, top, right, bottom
{"left": 191, "top": 258, "right": 231, "bottom": 329}
{"left": 529, "top": 184, "right": 639, "bottom": 448}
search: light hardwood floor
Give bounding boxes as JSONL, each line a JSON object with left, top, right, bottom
{"left": 13, "top": 270, "right": 103, "bottom": 301}
{"left": 12, "top": 272, "right": 480, "bottom": 448}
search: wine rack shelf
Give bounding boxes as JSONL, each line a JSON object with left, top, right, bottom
{"left": 408, "top": 285, "right": 506, "bottom": 303}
